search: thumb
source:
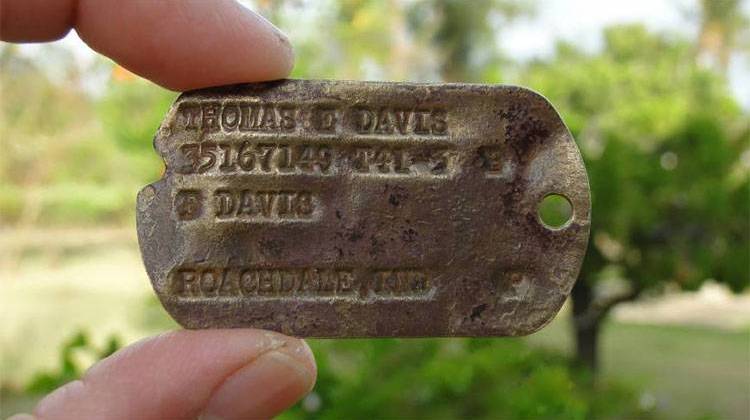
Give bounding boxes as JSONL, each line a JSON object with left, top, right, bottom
{"left": 17, "top": 329, "right": 316, "bottom": 420}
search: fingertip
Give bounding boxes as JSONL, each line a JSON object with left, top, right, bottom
{"left": 75, "top": 0, "right": 295, "bottom": 91}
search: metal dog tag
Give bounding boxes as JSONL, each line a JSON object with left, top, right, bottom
{"left": 137, "top": 80, "right": 590, "bottom": 337}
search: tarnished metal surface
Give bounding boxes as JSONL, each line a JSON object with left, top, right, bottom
{"left": 137, "top": 79, "right": 590, "bottom": 337}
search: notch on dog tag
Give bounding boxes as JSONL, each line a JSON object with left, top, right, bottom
{"left": 137, "top": 80, "right": 590, "bottom": 337}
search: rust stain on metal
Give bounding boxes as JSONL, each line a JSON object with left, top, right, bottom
{"left": 136, "top": 79, "right": 591, "bottom": 337}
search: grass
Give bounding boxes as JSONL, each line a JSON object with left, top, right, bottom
{"left": 1, "top": 232, "right": 748, "bottom": 419}
{"left": 529, "top": 315, "right": 750, "bottom": 419}
{"left": 603, "top": 323, "right": 749, "bottom": 419}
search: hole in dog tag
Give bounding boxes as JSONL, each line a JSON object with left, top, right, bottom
{"left": 538, "top": 194, "right": 573, "bottom": 230}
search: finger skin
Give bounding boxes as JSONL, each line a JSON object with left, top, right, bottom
{"left": 0, "top": 0, "right": 294, "bottom": 90}
{"left": 31, "top": 329, "right": 316, "bottom": 420}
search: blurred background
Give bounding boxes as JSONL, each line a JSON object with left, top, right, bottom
{"left": 1, "top": 0, "right": 749, "bottom": 418}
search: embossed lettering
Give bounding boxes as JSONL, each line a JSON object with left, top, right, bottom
{"left": 177, "top": 101, "right": 449, "bottom": 136}
{"left": 212, "top": 189, "right": 317, "bottom": 221}
{"left": 170, "top": 266, "right": 433, "bottom": 299}
{"left": 177, "top": 141, "right": 450, "bottom": 177}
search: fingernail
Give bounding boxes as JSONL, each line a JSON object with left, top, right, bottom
{"left": 202, "top": 338, "right": 316, "bottom": 420}
{"left": 250, "top": 8, "right": 290, "bottom": 43}
{"left": 246, "top": 9, "right": 295, "bottom": 74}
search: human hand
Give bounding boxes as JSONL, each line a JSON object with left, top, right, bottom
{"left": 2, "top": 1, "right": 315, "bottom": 419}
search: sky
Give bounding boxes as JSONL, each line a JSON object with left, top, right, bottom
{"left": 504, "top": 0, "right": 696, "bottom": 58}
{"left": 12, "top": 0, "right": 750, "bottom": 108}
{"left": 500, "top": 0, "right": 749, "bottom": 108}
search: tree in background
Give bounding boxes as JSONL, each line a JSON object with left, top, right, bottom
{"left": 0, "top": 45, "right": 143, "bottom": 226}
{"left": 522, "top": 24, "right": 749, "bottom": 371}
{"left": 409, "top": 0, "right": 532, "bottom": 82}
{"left": 265, "top": 0, "right": 528, "bottom": 82}
{"left": 0, "top": 44, "right": 174, "bottom": 227}
{"left": 96, "top": 68, "right": 176, "bottom": 182}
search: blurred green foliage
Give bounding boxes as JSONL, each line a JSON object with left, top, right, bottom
{"left": 279, "top": 338, "right": 648, "bottom": 419}
{"left": 0, "top": 45, "right": 174, "bottom": 225}
{"left": 519, "top": 23, "right": 748, "bottom": 369}
{"left": 25, "top": 331, "right": 121, "bottom": 394}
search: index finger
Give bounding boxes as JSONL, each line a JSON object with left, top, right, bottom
{"left": 0, "top": 0, "right": 294, "bottom": 90}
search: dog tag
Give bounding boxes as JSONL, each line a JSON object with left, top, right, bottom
{"left": 137, "top": 79, "right": 590, "bottom": 337}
